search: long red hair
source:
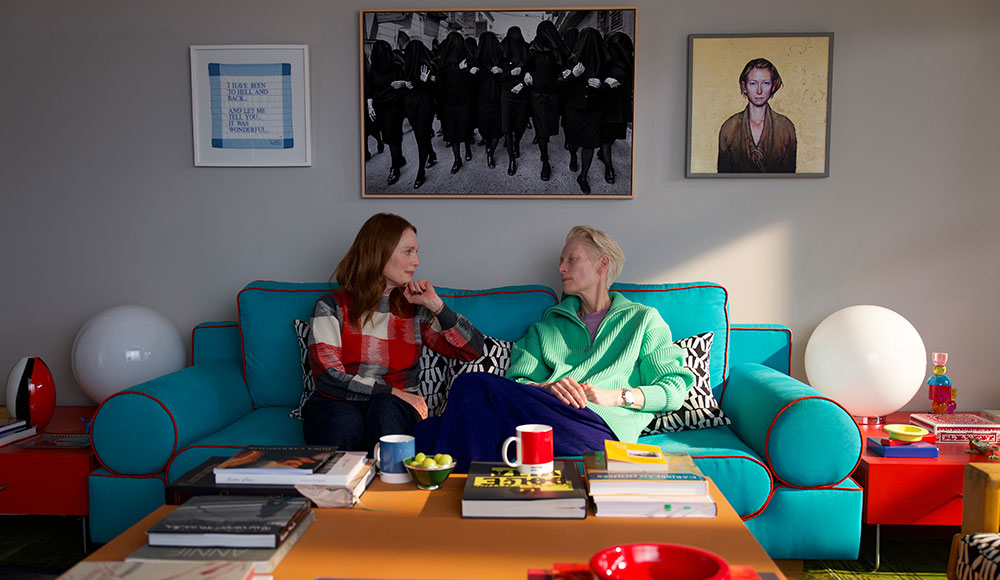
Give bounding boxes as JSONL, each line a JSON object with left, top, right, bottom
{"left": 333, "top": 213, "right": 415, "bottom": 330}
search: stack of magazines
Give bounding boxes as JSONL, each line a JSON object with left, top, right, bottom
{"left": 0, "top": 417, "right": 37, "bottom": 447}
{"left": 583, "top": 441, "right": 716, "bottom": 518}
{"left": 124, "top": 496, "right": 314, "bottom": 576}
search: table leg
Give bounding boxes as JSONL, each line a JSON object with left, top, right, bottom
{"left": 873, "top": 524, "right": 881, "bottom": 572}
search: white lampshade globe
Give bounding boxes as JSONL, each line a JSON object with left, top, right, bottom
{"left": 804, "top": 305, "right": 926, "bottom": 419}
{"left": 71, "top": 305, "right": 186, "bottom": 404}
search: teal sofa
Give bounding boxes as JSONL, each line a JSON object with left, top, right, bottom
{"left": 88, "top": 280, "right": 863, "bottom": 559}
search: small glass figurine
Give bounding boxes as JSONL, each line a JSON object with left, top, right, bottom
{"left": 927, "top": 352, "right": 956, "bottom": 414}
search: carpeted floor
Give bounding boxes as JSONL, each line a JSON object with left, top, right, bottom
{"left": 0, "top": 515, "right": 954, "bottom": 579}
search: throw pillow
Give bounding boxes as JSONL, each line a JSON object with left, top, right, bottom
{"left": 449, "top": 336, "right": 514, "bottom": 384}
{"left": 641, "top": 331, "right": 731, "bottom": 435}
{"left": 289, "top": 319, "right": 457, "bottom": 419}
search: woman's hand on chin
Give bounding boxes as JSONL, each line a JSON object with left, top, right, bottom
{"left": 403, "top": 280, "right": 444, "bottom": 313}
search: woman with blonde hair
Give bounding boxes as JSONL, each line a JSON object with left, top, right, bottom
{"left": 417, "top": 225, "right": 694, "bottom": 472}
{"left": 303, "top": 213, "right": 485, "bottom": 453}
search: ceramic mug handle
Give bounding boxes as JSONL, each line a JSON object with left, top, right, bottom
{"left": 501, "top": 436, "right": 519, "bottom": 468}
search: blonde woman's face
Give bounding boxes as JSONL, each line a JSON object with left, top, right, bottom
{"left": 558, "top": 240, "right": 604, "bottom": 296}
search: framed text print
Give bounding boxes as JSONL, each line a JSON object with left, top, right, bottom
{"left": 360, "top": 8, "right": 636, "bottom": 198}
{"left": 191, "top": 45, "right": 312, "bottom": 166}
{"left": 686, "top": 33, "right": 833, "bottom": 178}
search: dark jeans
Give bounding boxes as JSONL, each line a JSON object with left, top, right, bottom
{"left": 302, "top": 392, "right": 420, "bottom": 454}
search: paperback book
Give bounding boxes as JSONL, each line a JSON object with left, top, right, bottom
{"left": 461, "top": 461, "right": 587, "bottom": 519}
{"left": 147, "top": 496, "right": 312, "bottom": 548}
{"left": 909, "top": 412, "right": 1000, "bottom": 443}
{"left": 604, "top": 440, "right": 670, "bottom": 471}
{"left": 128, "top": 510, "right": 315, "bottom": 574}
{"left": 866, "top": 437, "right": 939, "bottom": 458}
{"left": 590, "top": 492, "right": 717, "bottom": 517}
{"left": 215, "top": 451, "right": 368, "bottom": 486}
{"left": 0, "top": 425, "right": 37, "bottom": 447}
{"left": 57, "top": 561, "right": 254, "bottom": 580}
{"left": 213, "top": 445, "right": 338, "bottom": 475}
{"left": 0, "top": 417, "right": 27, "bottom": 434}
{"left": 583, "top": 450, "right": 708, "bottom": 496}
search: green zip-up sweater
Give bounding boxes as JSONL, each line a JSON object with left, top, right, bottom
{"left": 505, "top": 292, "right": 695, "bottom": 444}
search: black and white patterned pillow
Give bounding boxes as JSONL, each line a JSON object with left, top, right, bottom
{"left": 641, "top": 331, "right": 731, "bottom": 435}
{"left": 291, "top": 319, "right": 316, "bottom": 420}
{"left": 290, "top": 319, "right": 456, "bottom": 419}
{"left": 450, "top": 336, "right": 514, "bottom": 383}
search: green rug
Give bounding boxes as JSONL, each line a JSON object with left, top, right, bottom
{"left": 804, "top": 536, "right": 951, "bottom": 579}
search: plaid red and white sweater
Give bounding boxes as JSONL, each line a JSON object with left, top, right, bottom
{"left": 308, "top": 291, "right": 484, "bottom": 400}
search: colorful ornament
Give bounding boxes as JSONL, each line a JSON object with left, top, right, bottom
{"left": 5, "top": 356, "right": 57, "bottom": 428}
{"left": 927, "top": 352, "right": 956, "bottom": 414}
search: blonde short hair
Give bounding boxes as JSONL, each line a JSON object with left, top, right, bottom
{"left": 565, "top": 226, "right": 625, "bottom": 288}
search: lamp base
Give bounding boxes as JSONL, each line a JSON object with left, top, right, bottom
{"left": 854, "top": 415, "right": 887, "bottom": 425}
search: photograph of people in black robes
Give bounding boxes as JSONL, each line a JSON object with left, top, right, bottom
{"left": 360, "top": 9, "right": 636, "bottom": 198}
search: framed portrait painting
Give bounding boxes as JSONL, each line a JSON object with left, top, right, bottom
{"left": 360, "top": 8, "right": 636, "bottom": 198}
{"left": 686, "top": 33, "right": 833, "bottom": 178}
{"left": 190, "top": 45, "right": 312, "bottom": 166}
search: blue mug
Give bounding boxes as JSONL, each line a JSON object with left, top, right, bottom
{"left": 373, "top": 434, "right": 415, "bottom": 483}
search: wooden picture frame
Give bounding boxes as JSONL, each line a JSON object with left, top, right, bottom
{"left": 190, "top": 45, "right": 312, "bottom": 167}
{"left": 360, "top": 8, "right": 636, "bottom": 198}
{"left": 686, "top": 33, "right": 833, "bottom": 178}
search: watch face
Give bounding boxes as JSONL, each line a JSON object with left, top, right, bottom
{"left": 622, "top": 389, "right": 635, "bottom": 406}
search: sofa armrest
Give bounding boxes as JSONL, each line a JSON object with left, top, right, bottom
{"left": 91, "top": 360, "right": 252, "bottom": 476}
{"left": 722, "top": 363, "right": 862, "bottom": 487}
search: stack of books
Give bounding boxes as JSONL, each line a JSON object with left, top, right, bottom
{"left": 583, "top": 441, "right": 716, "bottom": 518}
{"left": 213, "top": 446, "right": 369, "bottom": 487}
{"left": 125, "top": 496, "right": 315, "bottom": 576}
{"left": 461, "top": 461, "right": 588, "bottom": 519}
{"left": 909, "top": 412, "right": 1000, "bottom": 443}
{"left": 0, "top": 417, "right": 37, "bottom": 447}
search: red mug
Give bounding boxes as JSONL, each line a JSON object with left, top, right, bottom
{"left": 502, "top": 424, "right": 554, "bottom": 475}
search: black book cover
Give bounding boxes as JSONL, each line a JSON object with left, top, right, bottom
{"left": 462, "top": 462, "right": 586, "bottom": 502}
{"left": 167, "top": 457, "right": 311, "bottom": 505}
{"left": 147, "top": 496, "right": 311, "bottom": 547}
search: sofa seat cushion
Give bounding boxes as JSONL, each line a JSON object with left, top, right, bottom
{"left": 167, "top": 407, "right": 305, "bottom": 481}
{"left": 640, "top": 425, "right": 772, "bottom": 518}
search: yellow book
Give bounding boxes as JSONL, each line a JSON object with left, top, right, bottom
{"left": 604, "top": 440, "right": 670, "bottom": 472}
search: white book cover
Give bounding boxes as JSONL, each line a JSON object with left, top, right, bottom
{"left": 215, "top": 451, "right": 367, "bottom": 486}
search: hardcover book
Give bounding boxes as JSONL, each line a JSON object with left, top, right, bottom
{"left": 147, "top": 496, "right": 311, "bottom": 548}
{"left": 0, "top": 417, "right": 27, "bottom": 434}
{"left": 461, "top": 461, "right": 587, "bottom": 519}
{"left": 58, "top": 561, "right": 254, "bottom": 580}
{"left": 583, "top": 450, "right": 708, "bottom": 496}
{"left": 13, "top": 432, "right": 91, "bottom": 448}
{"left": 213, "top": 445, "right": 338, "bottom": 475}
{"left": 0, "top": 425, "right": 37, "bottom": 447}
{"left": 866, "top": 437, "right": 939, "bottom": 458}
{"left": 214, "top": 451, "right": 368, "bottom": 486}
{"left": 591, "top": 492, "right": 717, "bottom": 518}
{"left": 128, "top": 510, "right": 315, "bottom": 574}
{"left": 909, "top": 412, "right": 1000, "bottom": 443}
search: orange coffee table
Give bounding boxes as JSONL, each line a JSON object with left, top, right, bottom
{"left": 85, "top": 475, "right": 784, "bottom": 579}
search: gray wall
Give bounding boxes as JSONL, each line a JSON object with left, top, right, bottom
{"left": 3, "top": 1, "right": 998, "bottom": 413}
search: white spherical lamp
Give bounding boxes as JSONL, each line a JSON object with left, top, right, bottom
{"left": 805, "top": 305, "right": 926, "bottom": 422}
{"left": 71, "top": 305, "right": 186, "bottom": 404}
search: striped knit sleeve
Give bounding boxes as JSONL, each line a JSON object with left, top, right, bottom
{"left": 417, "top": 304, "right": 485, "bottom": 362}
{"left": 635, "top": 311, "right": 695, "bottom": 413}
{"left": 308, "top": 294, "right": 392, "bottom": 400}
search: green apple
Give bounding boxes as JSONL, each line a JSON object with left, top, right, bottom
{"left": 421, "top": 457, "right": 437, "bottom": 468}
{"left": 414, "top": 452, "right": 426, "bottom": 464}
{"left": 436, "top": 454, "right": 453, "bottom": 466}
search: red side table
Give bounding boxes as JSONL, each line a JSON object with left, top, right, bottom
{"left": 852, "top": 411, "right": 993, "bottom": 569}
{"left": 0, "top": 406, "right": 97, "bottom": 548}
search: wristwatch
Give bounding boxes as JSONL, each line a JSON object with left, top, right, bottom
{"left": 621, "top": 388, "right": 636, "bottom": 408}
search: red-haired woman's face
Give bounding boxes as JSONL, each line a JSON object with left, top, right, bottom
{"left": 742, "top": 68, "right": 775, "bottom": 107}
{"left": 382, "top": 228, "right": 420, "bottom": 293}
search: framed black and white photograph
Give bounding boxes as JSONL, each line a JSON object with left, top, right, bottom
{"left": 360, "top": 8, "right": 636, "bottom": 198}
{"left": 190, "top": 45, "right": 312, "bottom": 167}
{"left": 686, "top": 33, "right": 833, "bottom": 178}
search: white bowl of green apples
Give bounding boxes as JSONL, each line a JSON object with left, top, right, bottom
{"left": 402, "top": 452, "right": 456, "bottom": 490}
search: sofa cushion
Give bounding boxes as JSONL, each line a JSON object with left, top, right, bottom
{"left": 238, "top": 281, "right": 558, "bottom": 410}
{"left": 641, "top": 331, "right": 730, "bottom": 435}
{"left": 611, "top": 282, "right": 729, "bottom": 397}
{"left": 640, "top": 425, "right": 772, "bottom": 518}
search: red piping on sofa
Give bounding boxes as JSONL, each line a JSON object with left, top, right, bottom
{"left": 691, "top": 453, "right": 774, "bottom": 520}
{"left": 190, "top": 322, "right": 238, "bottom": 365}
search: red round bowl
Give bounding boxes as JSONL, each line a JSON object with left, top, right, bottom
{"left": 589, "top": 544, "right": 730, "bottom": 580}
